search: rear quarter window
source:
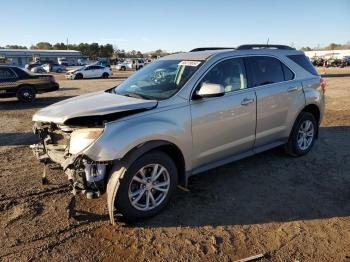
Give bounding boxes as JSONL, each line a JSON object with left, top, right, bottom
{"left": 287, "top": 54, "right": 319, "bottom": 76}
{"left": 281, "top": 63, "right": 295, "bottom": 80}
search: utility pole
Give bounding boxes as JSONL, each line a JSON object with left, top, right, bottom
{"left": 66, "top": 38, "right": 68, "bottom": 50}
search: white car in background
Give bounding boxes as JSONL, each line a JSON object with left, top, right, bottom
{"left": 116, "top": 61, "right": 132, "bottom": 71}
{"left": 65, "top": 65, "right": 112, "bottom": 80}
{"left": 30, "top": 65, "right": 46, "bottom": 73}
{"left": 43, "top": 63, "right": 66, "bottom": 73}
{"left": 116, "top": 59, "right": 145, "bottom": 71}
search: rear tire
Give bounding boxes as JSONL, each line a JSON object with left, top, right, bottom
{"left": 16, "top": 86, "right": 36, "bottom": 103}
{"left": 102, "top": 73, "right": 109, "bottom": 79}
{"left": 285, "top": 112, "right": 317, "bottom": 156}
{"left": 107, "top": 151, "right": 178, "bottom": 222}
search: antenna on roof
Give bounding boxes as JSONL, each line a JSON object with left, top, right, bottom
{"left": 266, "top": 37, "right": 270, "bottom": 46}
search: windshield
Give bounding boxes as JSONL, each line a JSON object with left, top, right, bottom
{"left": 114, "top": 59, "right": 203, "bottom": 100}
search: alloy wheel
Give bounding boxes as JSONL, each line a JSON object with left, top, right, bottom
{"left": 128, "top": 164, "right": 170, "bottom": 211}
{"left": 297, "top": 120, "right": 314, "bottom": 150}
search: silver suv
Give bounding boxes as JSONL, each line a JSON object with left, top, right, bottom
{"left": 31, "top": 44, "right": 325, "bottom": 223}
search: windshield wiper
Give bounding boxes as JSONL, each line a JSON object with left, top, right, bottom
{"left": 121, "top": 92, "right": 152, "bottom": 100}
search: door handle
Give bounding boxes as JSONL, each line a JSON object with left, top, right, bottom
{"left": 241, "top": 98, "right": 254, "bottom": 106}
{"left": 287, "top": 86, "right": 300, "bottom": 92}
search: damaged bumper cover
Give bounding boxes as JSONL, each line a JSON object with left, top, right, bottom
{"left": 30, "top": 123, "right": 110, "bottom": 198}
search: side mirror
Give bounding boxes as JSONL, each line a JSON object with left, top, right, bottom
{"left": 195, "top": 83, "right": 225, "bottom": 99}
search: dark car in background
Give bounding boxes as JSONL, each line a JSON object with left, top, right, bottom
{"left": 0, "top": 65, "right": 59, "bottom": 102}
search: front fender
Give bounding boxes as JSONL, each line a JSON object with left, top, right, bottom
{"left": 83, "top": 106, "right": 192, "bottom": 170}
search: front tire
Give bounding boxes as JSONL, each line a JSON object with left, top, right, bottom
{"left": 102, "top": 72, "right": 109, "bottom": 79}
{"left": 74, "top": 73, "right": 83, "bottom": 80}
{"left": 285, "top": 112, "right": 317, "bottom": 156}
{"left": 107, "top": 151, "right": 178, "bottom": 222}
{"left": 16, "top": 86, "right": 36, "bottom": 103}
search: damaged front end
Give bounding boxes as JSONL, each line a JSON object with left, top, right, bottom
{"left": 30, "top": 122, "right": 109, "bottom": 198}
{"left": 30, "top": 91, "right": 157, "bottom": 206}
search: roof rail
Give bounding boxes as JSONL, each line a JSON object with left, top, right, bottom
{"left": 190, "top": 47, "right": 235, "bottom": 52}
{"left": 236, "top": 44, "right": 295, "bottom": 50}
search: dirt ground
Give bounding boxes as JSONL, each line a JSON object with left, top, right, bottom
{"left": 0, "top": 69, "right": 349, "bottom": 262}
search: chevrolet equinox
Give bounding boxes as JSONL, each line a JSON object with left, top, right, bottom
{"left": 31, "top": 44, "right": 325, "bottom": 223}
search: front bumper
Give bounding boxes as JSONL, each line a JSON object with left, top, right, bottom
{"left": 65, "top": 74, "right": 75, "bottom": 80}
{"left": 30, "top": 123, "right": 108, "bottom": 197}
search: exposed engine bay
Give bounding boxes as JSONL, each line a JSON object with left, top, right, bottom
{"left": 31, "top": 122, "right": 110, "bottom": 198}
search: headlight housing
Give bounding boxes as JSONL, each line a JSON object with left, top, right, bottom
{"left": 69, "top": 128, "right": 104, "bottom": 154}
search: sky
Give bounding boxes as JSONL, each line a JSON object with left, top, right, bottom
{"left": 0, "top": 0, "right": 349, "bottom": 52}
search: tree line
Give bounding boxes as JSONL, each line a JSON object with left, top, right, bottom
{"left": 0, "top": 42, "right": 170, "bottom": 59}
{"left": 300, "top": 42, "right": 350, "bottom": 51}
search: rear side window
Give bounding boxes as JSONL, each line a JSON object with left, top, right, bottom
{"left": 287, "top": 55, "right": 318, "bottom": 76}
{"left": 0, "top": 68, "right": 16, "bottom": 79}
{"left": 12, "top": 67, "right": 29, "bottom": 78}
{"left": 247, "top": 56, "right": 284, "bottom": 86}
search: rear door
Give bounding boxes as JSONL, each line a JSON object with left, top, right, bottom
{"left": 190, "top": 57, "right": 256, "bottom": 169}
{"left": 246, "top": 56, "right": 304, "bottom": 148}
{"left": 94, "top": 66, "right": 104, "bottom": 77}
{"left": 0, "top": 68, "right": 18, "bottom": 95}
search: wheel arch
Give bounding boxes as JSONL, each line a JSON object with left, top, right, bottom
{"left": 302, "top": 104, "right": 320, "bottom": 125}
{"left": 290, "top": 103, "right": 321, "bottom": 139}
{"left": 16, "top": 84, "right": 38, "bottom": 94}
{"left": 113, "top": 140, "right": 187, "bottom": 187}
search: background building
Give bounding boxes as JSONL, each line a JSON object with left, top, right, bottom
{"left": 0, "top": 49, "right": 83, "bottom": 66}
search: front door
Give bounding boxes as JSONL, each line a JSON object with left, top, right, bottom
{"left": 190, "top": 57, "right": 257, "bottom": 169}
{"left": 84, "top": 66, "right": 95, "bottom": 78}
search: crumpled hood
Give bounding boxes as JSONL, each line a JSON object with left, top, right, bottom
{"left": 32, "top": 91, "right": 158, "bottom": 124}
{"left": 67, "top": 68, "right": 80, "bottom": 74}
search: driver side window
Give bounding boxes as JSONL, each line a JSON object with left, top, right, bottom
{"left": 200, "top": 58, "right": 247, "bottom": 93}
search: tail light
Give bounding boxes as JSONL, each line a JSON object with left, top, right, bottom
{"left": 320, "top": 78, "right": 326, "bottom": 94}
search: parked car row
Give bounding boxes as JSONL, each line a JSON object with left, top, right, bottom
{"left": 25, "top": 61, "right": 66, "bottom": 73}
{"left": 311, "top": 57, "right": 349, "bottom": 67}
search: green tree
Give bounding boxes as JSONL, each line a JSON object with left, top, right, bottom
{"left": 5, "top": 45, "right": 27, "bottom": 49}
{"left": 150, "top": 49, "right": 168, "bottom": 58}
{"left": 100, "top": 44, "right": 114, "bottom": 58}
{"left": 53, "top": 42, "right": 67, "bottom": 50}
{"left": 115, "top": 49, "right": 126, "bottom": 58}
{"left": 300, "top": 46, "right": 312, "bottom": 51}
{"left": 327, "top": 43, "right": 341, "bottom": 50}
{"left": 136, "top": 51, "right": 144, "bottom": 58}
{"left": 32, "top": 42, "right": 53, "bottom": 50}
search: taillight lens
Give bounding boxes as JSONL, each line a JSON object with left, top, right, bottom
{"left": 320, "top": 78, "right": 326, "bottom": 94}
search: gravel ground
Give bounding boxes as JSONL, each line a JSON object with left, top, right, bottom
{"left": 0, "top": 70, "right": 349, "bottom": 262}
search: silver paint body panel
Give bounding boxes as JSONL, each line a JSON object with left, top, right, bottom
{"left": 33, "top": 48, "right": 325, "bottom": 175}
